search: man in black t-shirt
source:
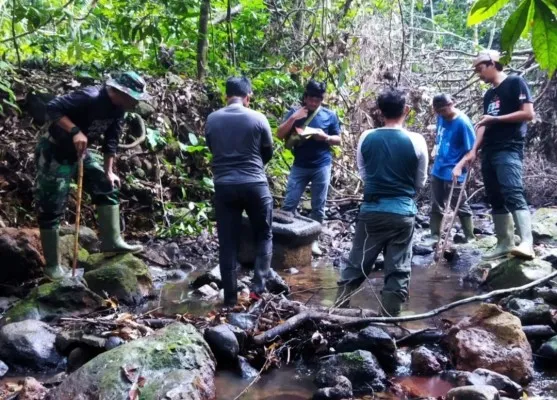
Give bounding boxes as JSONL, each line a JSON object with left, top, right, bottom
{"left": 454, "top": 50, "right": 535, "bottom": 260}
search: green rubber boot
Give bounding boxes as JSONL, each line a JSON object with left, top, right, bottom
{"left": 482, "top": 213, "right": 515, "bottom": 261}
{"left": 511, "top": 210, "right": 534, "bottom": 260}
{"left": 423, "top": 212, "right": 442, "bottom": 246}
{"left": 39, "top": 228, "right": 67, "bottom": 279}
{"left": 459, "top": 215, "right": 476, "bottom": 243}
{"left": 334, "top": 280, "right": 363, "bottom": 308}
{"left": 97, "top": 205, "right": 143, "bottom": 254}
{"left": 380, "top": 291, "right": 404, "bottom": 317}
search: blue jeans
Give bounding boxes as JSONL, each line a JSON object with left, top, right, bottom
{"left": 481, "top": 150, "right": 528, "bottom": 214}
{"left": 282, "top": 164, "right": 332, "bottom": 223}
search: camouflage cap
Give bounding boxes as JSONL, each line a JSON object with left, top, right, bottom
{"left": 106, "top": 71, "right": 150, "bottom": 101}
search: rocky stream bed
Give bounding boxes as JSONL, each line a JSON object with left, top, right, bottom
{"left": 1, "top": 203, "right": 557, "bottom": 400}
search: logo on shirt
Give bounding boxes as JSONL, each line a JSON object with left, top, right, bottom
{"left": 519, "top": 92, "right": 527, "bottom": 101}
{"left": 487, "top": 96, "right": 501, "bottom": 116}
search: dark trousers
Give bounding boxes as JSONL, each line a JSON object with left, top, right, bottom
{"left": 430, "top": 176, "right": 472, "bottom": 217}
{"left": 214, "top": 182, "right": 273, "bottom": 302}
{"left": 339, "top": 211, "right": 414, "bottom": 302}
{"left": 481, "top": 150, "right": 528, "bottom": 214}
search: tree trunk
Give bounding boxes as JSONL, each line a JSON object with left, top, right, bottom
{"left": 197, "top": 0, "right": 211, "bottom": 80}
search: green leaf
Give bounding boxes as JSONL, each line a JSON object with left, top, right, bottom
{"left": 501, "top": 0, "right": 534, "bottom": 54}
{"left": 188, "top": 132, "right": 198, "bottom": 146}
{"left": 542, "top": 0, "right": 557, "bottom": 15}
{"left": 467, "top": 0, "right": 511, "bottom": 26}
{"left": 532, "top": 0, "right": 557, "bottom": 74}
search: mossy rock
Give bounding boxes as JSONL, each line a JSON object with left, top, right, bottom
{"left": 46, "top": 323, "right": 216, "bottom": 400}
{"left": 485, "top": 258, "right": 553, "bottom": 290}
{"left": 58, "top": 235, "right": 90, "bottom": 270}
{"left": 84, "top": 265, "right": 141, "bottom": 305}
{"left": 532, "top": 208, "right": 557, "bottom": 244}
{"left": 2, "top": 277, "right": 103, "bottom": 325}
{"left": 85, "top": 253, "right": 152, "bottom": 296}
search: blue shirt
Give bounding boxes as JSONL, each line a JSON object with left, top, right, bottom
{"left": 431, "top": 113, "right": 475, "bottom": 183}
{"left": 284, "top": 107, "right": 341, "bottom": 168}
{"left": 357, "top": 128, "right": 428, "bottom": 216}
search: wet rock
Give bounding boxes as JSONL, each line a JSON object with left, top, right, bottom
{"left": 266, "top": 269, "right": 290, "bottom": 295}
{"left": 166, "top": 269, "right": 188, "bottom": 281}
{"left": 57, "top": 235, "right": 90, "bottom": 271}
{"left": 0, "top": 360, "right": 8, "bottom": 377}
{"left": 46, "top": 323, "right": 216, "bottom": 400}
{"left": 84, "top": 253, "right": 153, "bottom": 297}
{"left": 0, "top": 296, "right": 19, "bottom": 313}
{"left": 442, "top": 370, "right": 474, "bottom": 387}
{"left": 227, "top": 313, "right": 257, "bottom": 331}
{"left": 0, "top": 320, "right": 64, "bottom": 372}
{"left": 538, "top": 335, "right": 557, "bottom": 363}
{"left": 19, "top": 377, "right": 48, "bottom": 400}
{"left": 203, "top": 324, "right": 240, "bottom": 364}
{"left": 446, "top": 385, "right": 500, "bottom": 400}
{"left": 464, "top": 262, "right": 492, "bottom": 286}
{"left": 104, "top": 336, "right": 125, "bottom": 351}
{"left": 192, "top": 266, "right": 222, "bottom": 289}
{"left": 164, "top": 242, "right": 181, "bottom": 263}
{"left": 313, "top": 375, "right": 353, "bottom": 400}
{"left": 81, "top": 334, "right": 107, "bottom": 349}
{"left": 84, "top": 265, "right": 144, "bottom": 305}
{"left": 335, "top": 326, "right": 397, "bottom": 372}
{"left": 445, "top": 304, "right": 533, "bottom": 384}
{"left": 469, "top": 368, "right": 523, "bottom": 398}
{"left": 413, "top": 244, "right": 434, "bottom": 256}
{"left": 0, "top": 228, "right": 45, "bottom": 284}
{"left": 533, "top": 286, "right": 557, "bottom": 305}
{"left": 505, "top": 298, "right": 554, "bottom": 326}
{"left": 59, "top": 225, "right": 99, "bottom": 253}
{"left": 453, "top": 233, "right": 468, "bottom": 244}
{"left": 2, "top": 277, "right": 103, "bottom": 324}
{"left": 541, "top": 249, "right": 557, "bottom": 267}
{"left": 237, "top": 356, "right": 258, "bottom": 380}
{"left": 410, "top": 346, "right": 447, "bottom": 376}
{"left": 315, "top": 350, "right": 386, "bottom": 393}
{"left": 68, "top": 346, "right": 97, "bottom": 372}
{"left": 135, "top": 100, "right": 156, "bottom": 118}
{"left": 55, "top": 330, "right": 81, "bottom": 354}
{"left": 485, "top": 258, "right": 553, "bottom": 290}
{"left": 531, "top": 208, "right": 557, "bottom": 244}
{"left": 194, "top": 284, "right": 220, "bottom": 299}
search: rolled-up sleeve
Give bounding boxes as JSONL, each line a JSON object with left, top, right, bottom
{"left": 412, "top": 134, "right": 429, "bottom": 190}
{"left": 102, "top": 118, "right": 123, "bottom": 155}
{"left": 46, "top": 90, "right": 91, "bottom": 122}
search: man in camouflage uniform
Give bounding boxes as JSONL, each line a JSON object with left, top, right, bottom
{"left": 35, "top": 72, "right": 149, "bottom": 278}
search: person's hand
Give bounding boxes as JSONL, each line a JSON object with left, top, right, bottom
{"left": 73, "top": 132, "right": 88, "bottom": 158}
{"left": 291, "top": 107, "right": 309, "bottom": 121}
{"left": 106, "top": 171, "right": 121, "bottom": 189}
{"left": 312, "top": 130, "right": 329, "bottom": 142}
{"left": 452, "top": 164, "right": 464, "bottom": 182}
{"left": 475, "top": 115, "right": 498, "bottom": 129}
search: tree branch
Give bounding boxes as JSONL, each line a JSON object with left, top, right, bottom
{"left": 211, "top": 4, "right": 242, "bottom": 25}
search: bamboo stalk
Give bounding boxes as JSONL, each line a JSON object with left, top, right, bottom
{"left": 72, "top": 158, "right": 84, "bottom": 277}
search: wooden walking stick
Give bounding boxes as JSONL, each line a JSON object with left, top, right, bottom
{"left": 432, "top": 168, "right": 473, "bottom": 272}
{"left": 72, "top": 157, "right": 84, "bottom": 277}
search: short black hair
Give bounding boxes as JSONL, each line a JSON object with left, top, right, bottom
{"left": 494, "top": 62, "right": 504, "bottom": 71}
{"left": 432, "top": 93, "right": 453, "bottom": 109}
{"left": 377, "top": 89, "right": 407, "bottom": 119}
{"left": 226, "top": 76, "right": 252, "bottom": 97}
{"left": 304, "top": 80, "right": 326, "bottom": 98}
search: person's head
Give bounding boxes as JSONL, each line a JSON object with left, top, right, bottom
{"left": 432, "top": 93, "right": 456, "bottom": 119}
{"left": 303, "top": 80, "right": 326, "bottom": 112}
{"left": 106, "top": 71, "right": 149, "bottom": 111}
{"left": 226, "top": 76, "right": 252, "bottom": 106}
{"left": 376, "top": 89, "right": 408, "bottom": 122}
{"left": 473, "top": 50, "right": 504, "bottom": 83}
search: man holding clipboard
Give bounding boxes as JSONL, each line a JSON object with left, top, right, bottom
{"left": 276, "top": 80, "right": 342, "bottom": 256}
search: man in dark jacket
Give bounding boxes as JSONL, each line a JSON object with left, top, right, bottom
{"left": 36, "top": 72, "right": 149, "bottom": 278}
{"left": 205, "top": 76, "right": 274, "bottom": 307}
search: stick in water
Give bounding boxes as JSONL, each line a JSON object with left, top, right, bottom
{"left": 72, "top": 157, "right": 84, "bottom": 277}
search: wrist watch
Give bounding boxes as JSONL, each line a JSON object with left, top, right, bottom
{"left": 70, "top": 126, "right": 81, "bottom": 136}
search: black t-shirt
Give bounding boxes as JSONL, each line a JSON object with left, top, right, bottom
{"left": 482, "top": 75, "right": 533, "bottom": 152}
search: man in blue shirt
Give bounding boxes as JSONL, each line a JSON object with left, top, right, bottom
{"left": 276, "top": 80, "right": 341, "bottom": 256}
{"left": 335, "top": 89, "right": 428, "bottom": 316}
{"left": 427, "top": 94, "right": 476, "bottom": 244}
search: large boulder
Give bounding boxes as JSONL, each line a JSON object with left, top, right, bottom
{"left": 59, "top": 225, "right": 99, "bottom": 253}
{"left": 2, "top": 277, "right": 104, "bottom": 324}
{"left": 203, "top": 324, "right": 240, "bottom": 365}
{"left": 0, "top": 320, "right": 64, "bottom": 372}
{"left": 0, "top": 228, "right": 45, "bottom": 284}
{"left": 444, "top": 304, "right": 533, "bottom": 384}
{"left": 532, "top": 208, "right": 557, "bottom": 244}
{"left": 58, "top": 235, "right": 90, "bottom": 270}
{"left": 315, "top": 350, "right": 386, "bottom": 393}
{"left": 410, "top": 346, "right": 447, "bottom": 376}
{"left": 335, "top": 326, "right": 397, "bottom": 371}
{"left": 446, "top": 385, "right": 500, "bottom": 400}
{"left": 468, "top": 368, "right": 523, "bottom": 399}
{"left": 46, "top": 323, "right": 216, "bottom": 400}
{"left": 83, "top": 253, "right": 153, "bottom": 304}
{"left": 484, "top": 258, "right": 553, "bottom": 290}
{"left": 504, "top": 298, "right": 554, "bottom": 326}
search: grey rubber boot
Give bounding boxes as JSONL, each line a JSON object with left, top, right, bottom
{"left": 97, "top": 205, "right": 143, "bottom": 254}
{"left": 39, "top": 228, "right": 67, "bottom": 279}
{"left": 459, "top": 215, "right": 476, "bottom": 243}
{"left": 482, "top": 213, "right": 515, "bottom": 261}
{"left": 511, "top": 210, "right": 534, "bottom": 260}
